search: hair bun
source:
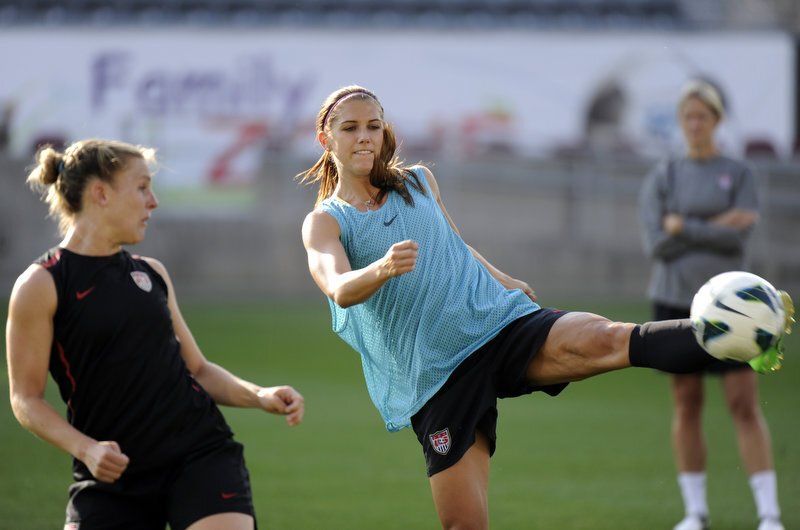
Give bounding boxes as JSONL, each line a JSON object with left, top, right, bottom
{"left": 37, "top": 148, "right": 62, "bottom": 186}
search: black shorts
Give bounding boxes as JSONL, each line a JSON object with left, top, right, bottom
{"left": 410, "top": 308, "right": 569, "bottom": 477}
{"left": 654, "top": 303, "right": 750, "bottom": 375}
{"left": 65, "top": 439, "right": 256, "bottom": 530}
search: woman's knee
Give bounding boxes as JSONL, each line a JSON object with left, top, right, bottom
{"left": 723, "top": 370, "right": 761, "bottom": 421}
{"left": 671, "top": 375, "right": 704, "bottom": 406}
{"left": 531, "top": 314, "right": 635, "bottom": 384}
{"left": 725, "top": 391, "right": 761, "bottom": 422}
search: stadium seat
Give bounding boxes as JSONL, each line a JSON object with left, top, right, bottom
{"left": 745, "top": 139, "right": 778, "bottom": 159}
{"left": 0, "top": 0, "right": 688, "bottom": 27}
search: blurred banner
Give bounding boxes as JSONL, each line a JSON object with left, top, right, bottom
{"left": 0, "top": 29, "right": 794, "bottom": 210}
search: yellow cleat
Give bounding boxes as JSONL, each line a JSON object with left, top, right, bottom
{"left": 749, "top": 289, "right": 794, "bottom": 374}
{"left": 779, "top": 289, "right": 795, "bottom": 335}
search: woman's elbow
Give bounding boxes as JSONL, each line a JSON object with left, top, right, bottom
{"left": 328, "top": 283, "right": 367, "bottom": 308}
{"left": 331, "top": 291, "right": 357, "bottom": 309}
{"left": 9, "top": 392, "right": 36, "bottom": 428}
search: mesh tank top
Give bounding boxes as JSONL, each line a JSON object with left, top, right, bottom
{"left": 320, "top": 167, "right": 538, "bottom": 431}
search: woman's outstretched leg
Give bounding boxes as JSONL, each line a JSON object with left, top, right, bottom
{"left": 526, "top": 312, "right": 716, "bottom": 386}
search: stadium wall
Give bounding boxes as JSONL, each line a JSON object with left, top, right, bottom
{"left": 1, "top": 28, "right": 796, "bottom": 302}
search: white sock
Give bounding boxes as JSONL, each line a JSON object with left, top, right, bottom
{"left": 750, "top": 470, "right": 781, "bottom": 520}
{"left": 678, "top": 472, "right": 708, "bottom": 517}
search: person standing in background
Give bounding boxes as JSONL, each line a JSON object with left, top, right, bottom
{"left": 639, "top": 80, "right": 784, "bottom": 530}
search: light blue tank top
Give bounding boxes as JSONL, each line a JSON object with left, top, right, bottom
{"left": 320, "top": 167, "right": 538, "bottom": 431}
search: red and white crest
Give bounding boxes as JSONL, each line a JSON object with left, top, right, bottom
{"left": 64, "top": 523, "right": 80, "bottom": 530}
{"left": 130, "top": 271, "right": 152, "bottom": 293}
{"left": 429, "top": 428, "right": 451, "bottom": 455}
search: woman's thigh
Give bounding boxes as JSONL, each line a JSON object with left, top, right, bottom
{"left": 428, "top": 432, "right": 491, "bottom": 530}
{"left": 527, "top": 311, "right": 635, "bottom": 386}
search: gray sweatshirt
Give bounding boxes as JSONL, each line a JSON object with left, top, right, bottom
{"left": 638, "top": 155, "right": 758, "bottom": 309}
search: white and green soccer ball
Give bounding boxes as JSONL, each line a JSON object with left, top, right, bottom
{"left": 690, "top": 271, "right": 785, "bottom": 362}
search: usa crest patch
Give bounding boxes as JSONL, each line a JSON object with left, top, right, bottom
{"left": 130, "top": 271, "right": 152, "bottom": 292}
{"left": 429, "top": 428, "right": 451, "bottom": 455}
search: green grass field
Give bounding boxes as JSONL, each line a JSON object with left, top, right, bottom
{"left": 1, "top": 300, "right": 797, "bottom": 529}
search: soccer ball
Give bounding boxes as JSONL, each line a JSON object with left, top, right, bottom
{"left": 690, "top": 271, "right": 785, "bottom": 362}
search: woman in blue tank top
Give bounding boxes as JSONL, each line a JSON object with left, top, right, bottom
{"left": 298, "top": 85, "right": 792, "bottom": 530}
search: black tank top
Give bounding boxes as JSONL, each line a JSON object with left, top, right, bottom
{"left": 37, "top": 247, "right": 233, "bottom": 481}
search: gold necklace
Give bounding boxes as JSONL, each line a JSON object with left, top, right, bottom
{"left": 337, "top": 190, "right": 377, "bottom": 210}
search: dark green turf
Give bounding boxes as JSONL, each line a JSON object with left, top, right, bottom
{"left": 1, "top": 300, "right": 797, "bottom": 529}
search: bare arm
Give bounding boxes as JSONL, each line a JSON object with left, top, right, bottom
{"left": 6, "top": 265, "right": 129, "bottom": 483}
{"left": 143, "top": 258, "right": 304, "bottom": 427}
{"left": 420, "top": 166, "right": 537, "bottom": 301}
{"left": 301, "top": 209, "right": 419, "bottom": 308}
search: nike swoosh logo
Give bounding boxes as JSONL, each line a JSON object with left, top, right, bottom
{"left": 383, "top": 214, "right": 398, "bottom": 227}
{"left": 221, "top": 492, "right": 239, "bottom": 500}
{"left": 75, "top": 286, "right": 96, "bottom": 300}
{"left": 714, "top": 299, "right": 747, "bottom": 317}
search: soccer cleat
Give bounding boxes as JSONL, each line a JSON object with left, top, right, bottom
{"left": 749, "top": 339, "right": 784, "bottom": 373}
{"left": 673, "top": 514, "right": 710, "bottom": 530}
{"left": 757, "top": 518, "right": 784, "bottom": 530}
{"left": 749, "top": 290, "right": 794, "bottom": 374}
